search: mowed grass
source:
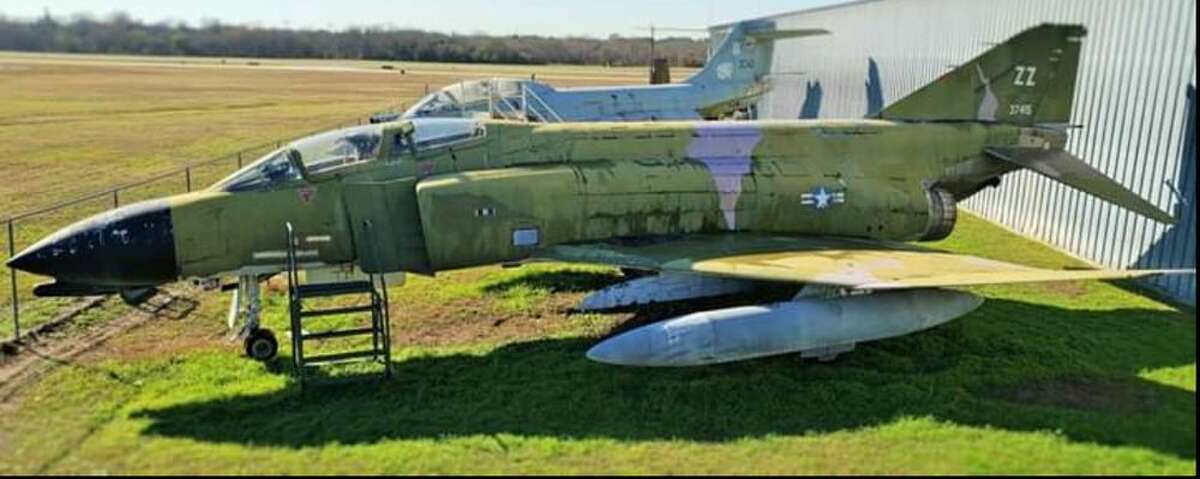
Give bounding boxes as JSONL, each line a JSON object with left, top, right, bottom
{"left": 0, "top": 52, "right": 660, "bottom": 336}
{"left": 0, "top": 214, "right": 1193, "bottom": 474}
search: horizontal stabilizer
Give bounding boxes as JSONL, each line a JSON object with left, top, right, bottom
{"left": 986, "top": 147, "right": 1175, "bottom": 224}
{"left": 745, "top": 28, "right": 831, "bottom": 41}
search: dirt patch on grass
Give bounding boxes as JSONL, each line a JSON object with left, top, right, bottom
{"left": 999, "top": 377, "right": 1159, "bottom": 413}
{"left": 386, "top": 276, "right": 797, "bottom": 348}
{"left": 77, "top": 287, "right": 224, "bottom": 363}
{"left": 0, "top": 289, "right": 201, "bottom": 402}
{"left": 391, "top": 292, "right": 608, "bottom": 346}
{"left": 78, "top": 310, "right": 225, "bottom": 362}
{"left": 1039, "top": 280, "right": 1089, "bottom": 298}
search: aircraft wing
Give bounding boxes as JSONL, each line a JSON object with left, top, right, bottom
{"left": 536, "top": 235, "right": 1190, "bottom": 290}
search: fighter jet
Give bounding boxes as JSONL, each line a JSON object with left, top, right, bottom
{"left": 8, "top": 24, "right": 1192, "bottom": 367}
{"left": 401, "top": 20, "right": 827, "bottom": 122}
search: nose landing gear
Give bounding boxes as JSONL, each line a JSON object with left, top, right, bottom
{"left": 244, "top": 328, "right": 279, "bottom": 361}
{"left": 229, "top": 274, "right": 278, "bottom": 362}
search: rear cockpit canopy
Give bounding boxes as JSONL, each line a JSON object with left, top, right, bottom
{"left": 408, "top": 118, "right": 487, "bottom": 150}
{"left": 215, "top": 119, "right": 484, "bottom": 192}
{"left": 403, "top": 78, "right": 530, "bottom": 120}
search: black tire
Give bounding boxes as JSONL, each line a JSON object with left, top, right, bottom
{"left": 119, "top": 287, "right": 157, "bottom": 306}
{"left": 244, "top": 329, "right": 279, "bottom": 362}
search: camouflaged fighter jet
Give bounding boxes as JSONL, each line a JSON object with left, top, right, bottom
{"left": 402, "top": 20, "right": 827, "bottom": 122}
{"left": 8, "top": 24, "right": 1193, "bottom": 366}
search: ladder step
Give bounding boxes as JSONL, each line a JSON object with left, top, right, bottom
{"left": 299, "top": 304, "right": 378, "bottom": 318}
{"left": 301, "top": 327, "right": 379, "bottom": 341}
{"left": 295, "top": 281, "right": 374, "bottom": 298}
{"left": 303, "top": 349, "right": 384, "bottom": 365}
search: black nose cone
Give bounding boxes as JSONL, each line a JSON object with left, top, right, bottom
{"left": 6, "top": 199, "right": 178, "bottom": 287}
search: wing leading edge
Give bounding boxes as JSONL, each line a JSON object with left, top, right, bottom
{"left": 536, "top": 235, "right": 1191, "bottom": 290}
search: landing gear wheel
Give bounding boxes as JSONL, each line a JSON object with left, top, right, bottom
{"left": 244, "top": 329, "right": 278, "bottom": 362}
{"left": 119, "top": 287, "right": 157, "bottom": 306}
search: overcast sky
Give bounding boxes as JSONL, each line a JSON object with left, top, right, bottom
{"left": 0, "top": 0, "right": 852, "bottom": 38}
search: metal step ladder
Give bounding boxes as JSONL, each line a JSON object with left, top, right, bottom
{"left": 285, "top": 223, "right": 393, "bottom": 386}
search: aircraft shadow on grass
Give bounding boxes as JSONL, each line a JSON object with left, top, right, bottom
{"left": 133, "top": 276, "right": 1196, "bottom": 460}
{"left": 479, "top": 269, "right": 625, "bottom": 295}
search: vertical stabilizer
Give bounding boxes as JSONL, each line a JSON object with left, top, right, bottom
{"left": 687, "top": 20, "right": 828, "bottom": 89}
{"left": 879, "top": 24, "right": 1086, "bottom": 125}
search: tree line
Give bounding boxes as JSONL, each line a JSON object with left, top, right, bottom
{"left": 0, "top": 12, "right": 708, "bottom": 67}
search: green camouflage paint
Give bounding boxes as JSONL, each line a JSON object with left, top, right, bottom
{"left": 14, "top": 24, "right": 1178, "bottom": 291}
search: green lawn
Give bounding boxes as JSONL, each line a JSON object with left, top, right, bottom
{"left": 0, "top": 214, "right": 1193, "bottom": 474}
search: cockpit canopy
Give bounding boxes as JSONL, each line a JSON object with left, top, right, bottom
{"left": 403, "top": 78, "right": 530, "bottom": 120}
{"left": 294, "top": 126, "right": 384, "bottom": 175}
{"left": 215, "top": 119, "right": 485, "bottom": 192}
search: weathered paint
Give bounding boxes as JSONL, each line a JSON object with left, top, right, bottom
{"left": 6, "top": 199, "right": 176, "bottom": 287}
{"left": 167, "top": 187, "right": 354, "bottom": 278}
{"left": 578, "top": 273, "right": 758, "bottom": 311}
{"left": 8, "top": 24, "right": 1187, "bottom": 298}
{"left": 687, "top": 124, "right": 763, "bottom": 230}
{"left": 739, "top": 0, "right": 1197, "bottom": 304}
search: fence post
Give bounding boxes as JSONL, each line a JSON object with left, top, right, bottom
{"left": 185, "top": 168, "right": 192, "bottom": 192}
{"left": 8, "top": 220, "right": 19, "bottom": 341}
{"left": 112, "top": 189, "right": 119, "bottom": 208}
{"left": 237, "top": 152, "right": 243, "bottom": 169}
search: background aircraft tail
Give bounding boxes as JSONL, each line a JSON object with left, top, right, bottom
{"left": 686, "top": 20, "right": 828, "bottom": 90}
{"left": 878, "top": 24, "right": 1087, "bottom": 125}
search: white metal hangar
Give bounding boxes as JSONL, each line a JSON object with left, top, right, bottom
{"left": 716, "top": 0, "right": 1196, "bottom": 305}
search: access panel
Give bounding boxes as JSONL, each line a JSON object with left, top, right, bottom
{"left": 342, "top": 178, "right": 432, "bottom": 274}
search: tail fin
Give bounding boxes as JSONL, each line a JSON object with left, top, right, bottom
{"left": 879, "top": 24, "right": 1087, "bottom": 125}
{"left": 687, "top": 20, "right": 828, "bottom": 88}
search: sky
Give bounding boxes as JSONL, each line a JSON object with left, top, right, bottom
{"left": 0, "top": 0, "right": 852, "bottom": 38}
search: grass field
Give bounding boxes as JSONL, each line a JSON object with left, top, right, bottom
{"left": 0, "top": 52, "right": 675, "bottom": 336}
{"left": 0, "top": 52, "right": 1193, "bottom": 475}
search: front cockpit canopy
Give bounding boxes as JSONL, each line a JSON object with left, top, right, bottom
{"left": 215, "top": 119, "right": 485, "bottom": 192}
{"left": 217, "top": 124, "right": 384, "bottom": 192}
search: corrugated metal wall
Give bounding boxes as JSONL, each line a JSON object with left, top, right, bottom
{"left": 732, "top": 0, "right": 1196, "bottom": 305}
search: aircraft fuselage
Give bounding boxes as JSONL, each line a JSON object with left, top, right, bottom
{"left": 10, "top": 118, "right": 1058, "bottom": 291}
{"left": 156, "top": 119, "right": 1043, "bottom": 282}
